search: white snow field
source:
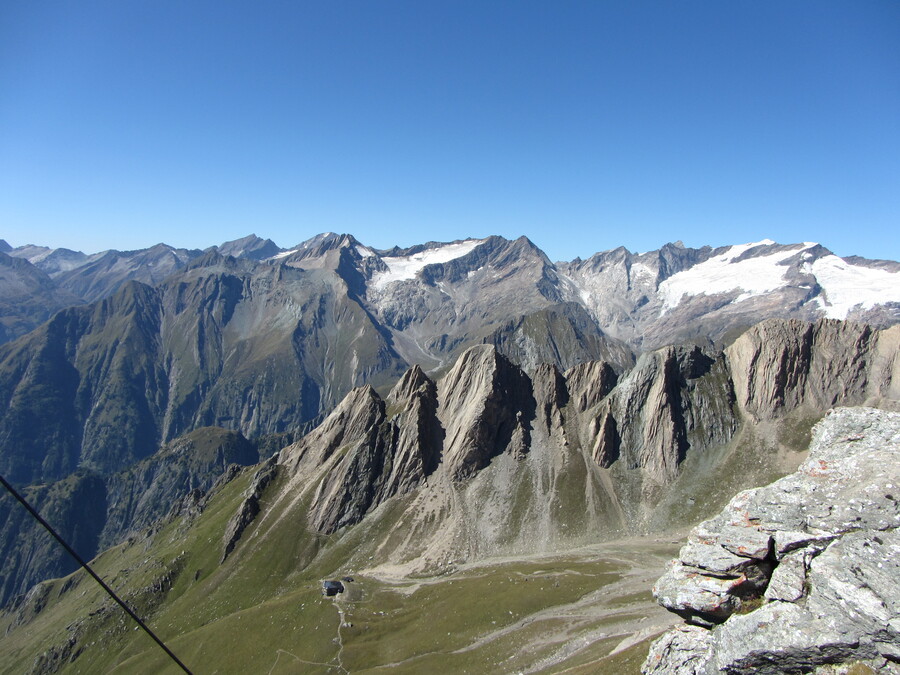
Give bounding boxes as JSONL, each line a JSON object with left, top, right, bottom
{"left": 658, "top": 240, "right": 813, "bottom": 311}
{"left": 807, "top": 255, "right": 900, "bottom": 319}
{"left": 370, "top": 239, "right": 485, "bottom": 289}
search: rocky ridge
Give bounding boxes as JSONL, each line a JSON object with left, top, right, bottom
{"left": 644, "top": 407, "right": 900, "bottom": 674}
{"left": 215, "top": 320, "right": 898, "bottom": 579}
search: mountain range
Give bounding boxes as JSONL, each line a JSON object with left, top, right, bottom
{"left": 0, "top": 232, "right": 898, "bottom": 672}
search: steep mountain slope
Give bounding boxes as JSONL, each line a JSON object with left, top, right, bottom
{"left": 0, "top": 252, "right": 408, "bottom": 487}
{"left": 1, "top": 319, "right": 897, "bottom": 674}
{"left": 0, "top": 427, "right": 258, "bottom": 606}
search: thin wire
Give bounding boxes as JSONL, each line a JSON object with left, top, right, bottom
{"left": 0, "top": 474, "right": 193, "bottom": 674}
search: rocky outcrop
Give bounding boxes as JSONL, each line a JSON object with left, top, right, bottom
{"left": 589, "top": 345, "right": 737, "bottom": 487}
{"left": 565, "top": 359, "right": 618, "bottom": 413}
{"left": 382, "top": 365, "right": 443, "bottom": 494}
{"left": 644, "top": 407, "right": 900, "bottom": 674}
{"left": 298, "top": 368, "right": 443, "bottom": 534}
{"left": 438, "top": 345, "right": 536, "bottom": 480}
{"left": 221, "top": 457, "right": 278, "bottom": 562}
{"left": 531, "top": 363, "right": 568, "bottom": 434}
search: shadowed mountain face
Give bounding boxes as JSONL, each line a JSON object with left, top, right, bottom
{"left": 0, "top": 254, "right": 408, "bottom": 486}
{"left": 0, "top": 427, "right": 258, "bottom": 605}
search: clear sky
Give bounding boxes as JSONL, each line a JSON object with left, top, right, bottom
{"left": 1, "top": 1, "right": 899, "bottom": 262}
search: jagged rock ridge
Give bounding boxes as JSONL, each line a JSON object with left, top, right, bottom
{"left": 215, "top": 319, "right": 898, "bottom": 577}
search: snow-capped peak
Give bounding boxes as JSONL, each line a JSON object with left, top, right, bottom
{"left": 658, "top": 241, "right": 813, "bottom": 311}
{"left": 370, "top": 239, "right": 485, "bottom": 289}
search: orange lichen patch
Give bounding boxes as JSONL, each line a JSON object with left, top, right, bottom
{"left": 733, "top": 510, "right": 757, "bottom": 527}
{"left": 806, "top": 459, "right": 831, "bottom": 477}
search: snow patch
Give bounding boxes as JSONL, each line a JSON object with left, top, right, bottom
{"left": 370, "top": 240, "right": 484, "bottom": 289}
{"left": 355, "top": 245, "right": 375, "bottom": 258}
{"left": 806, "top": 256, "right": 900, "bottom": 319}
{"left": 659, "top": 241, "right": 809, "bottom": 311}
{"left": 629, "top": 262, "right": 655, "bottom": 281}
{"left": 268, "top": 248, "right": 298, "bottom": 260}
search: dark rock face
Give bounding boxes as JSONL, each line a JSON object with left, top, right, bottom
{"left": 221, "top": 458, "right": 278, "bottom": 562}
{"left": 102, "top": 427, "right": 258, "bottom": 549}
{"left": 644, "top": 407, "right": 900, "bottom": 674}
{"left": 585, "top": 345, "right": 737, "bottom": 487}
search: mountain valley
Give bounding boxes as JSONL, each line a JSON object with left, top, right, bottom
{"left": 0, "top": 232, "right": 898, "bottom": 673}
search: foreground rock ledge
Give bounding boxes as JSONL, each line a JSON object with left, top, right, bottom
{"left": 643, "top": 407, "right": 900, "bottom": 675}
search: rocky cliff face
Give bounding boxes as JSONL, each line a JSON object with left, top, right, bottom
{"left": 727, "top": 319, "right": 900, "bottom": 420}
{"left": 281, "top": 365, "right": 443, "bottom": 535}
{"left": 644, "top": 407, "right": 900, "bottom": 674}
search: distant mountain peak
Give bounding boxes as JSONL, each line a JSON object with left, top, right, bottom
{"left": 215, "top": 234, "right": 282, "bottom": 261}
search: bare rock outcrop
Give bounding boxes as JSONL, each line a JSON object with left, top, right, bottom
{"left": 644, "top": 407, "right": 900, "bottom": 674}
{"left": 294, "top": 368, "right": 442, "bottom": 534}
{"left": 221, "top": 457, "right": 278, "bottom": 562}
{"left": 565, "top": 359, "right": 618, "bottom": 413}
{"left": 438, "top": 345, "right": 536, "bottom": 480}
{"left": 531, "top": 362, "right": 569, "bottom": 434}
{"left": 590, "top": 345, "right": 737, "bottom": 487}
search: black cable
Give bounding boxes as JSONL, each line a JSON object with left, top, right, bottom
{"left": 0, "top": 474, "right": 193, "bottom": 674}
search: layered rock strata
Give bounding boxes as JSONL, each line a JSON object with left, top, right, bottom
{"left": 644, "top": 407, "right": 900, "bottom": 674}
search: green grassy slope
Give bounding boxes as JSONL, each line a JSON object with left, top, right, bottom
{"left": 0, "top": 460, "right": 679, "bottom": 675}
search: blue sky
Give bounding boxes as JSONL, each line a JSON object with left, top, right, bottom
{"left": 1, "top": 1, "right": 899, "bottom": 262}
